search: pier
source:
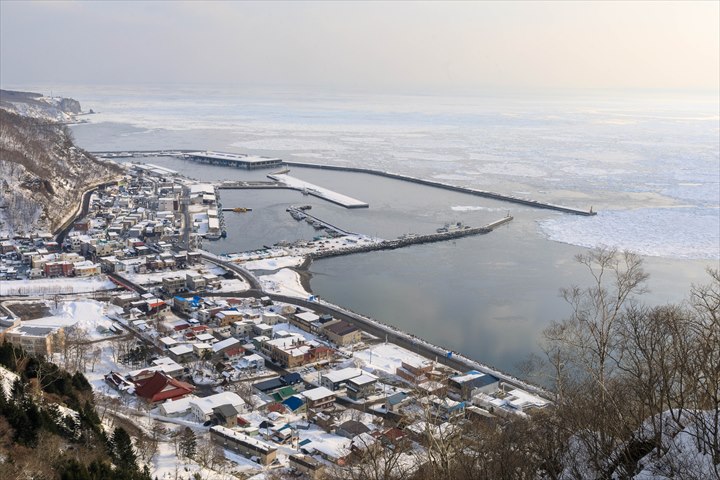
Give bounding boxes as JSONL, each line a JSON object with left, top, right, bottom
{"left": 267, "top": 173, "right": 369, "bottom": 209}
{"left": 286, "top": 206, "right": 353, "bottom": 236}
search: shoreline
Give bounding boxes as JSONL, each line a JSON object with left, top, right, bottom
{"left": 290, "top": 255, "right": 314, "bottom": 295}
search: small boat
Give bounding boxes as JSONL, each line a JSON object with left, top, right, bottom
{"left": 232, "top": 207, "right": 252, "bottom": 213}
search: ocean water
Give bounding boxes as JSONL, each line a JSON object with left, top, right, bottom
{"left": 32, "top": 83, "right": 718, "bottom": 374}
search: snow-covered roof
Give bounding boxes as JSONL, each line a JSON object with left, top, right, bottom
{"left": 169, "top": 344, "right": 193, "bottom": 355}
{"left": 348, "top": 373, "right": 378, "bottom": 386}
{"left": 295, "top": 311, "right": 320, "bottom": 323}
{"left": 212, "top": 337, "right": 240, "bottom": 353}
{"left": 323, "top": 367, "right": 362, "bottom": 384}
{"left": 190, "top": 391, "right": 244, "bottom": 416}
{"left": 302, "top": 386, "right": 335, "bottom": 401}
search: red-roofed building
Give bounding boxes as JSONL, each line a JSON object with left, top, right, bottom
{"left": 224, "top": 346, "right": 245, "bottom": 362}
{"left": 134, "top": 371, "right": 194, "bottom": 404}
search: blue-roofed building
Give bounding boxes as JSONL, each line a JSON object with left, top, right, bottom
{"left": 448, "top": 370, "right": 500, "bottom": 400}
{"left": 282, "top": 395, "right": 306, "bottom": 412}
{"left": 385, "top": 391, "right": 410, "bottom": 413}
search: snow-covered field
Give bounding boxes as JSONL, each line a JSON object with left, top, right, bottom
{"left": 259, "top": 269, "right": 309, "bottom": 298}
{"left": 242, "top": 255, "right": 305, "bottom": 271}
{"left": 24, "top": 299, "right": 124, "bottom": 340}
{"left": 353, "top": 343, "right": 432, "bottom": 377}
{"left": 0, "top": 276, "right": 116, "bottom": 296}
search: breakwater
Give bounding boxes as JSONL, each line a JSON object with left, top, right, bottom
{"left": 90, "top": 150, "right": 596, "bottom": 215}
{"left": 310, "top": 215, "right": 513, "bottom": 260}
{"left": 285, "top": 161, "right": 595, "bottom": 216}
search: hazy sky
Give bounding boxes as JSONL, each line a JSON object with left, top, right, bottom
{"left": 1, "top": 1, "right": 718, "bottom": 93}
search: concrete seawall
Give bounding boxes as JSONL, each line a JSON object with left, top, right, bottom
{"left": 310, "top": 216, "right": 513, "bottom": 260}
{"left": 285, "top": 161, "right": 596, "bottom": 216}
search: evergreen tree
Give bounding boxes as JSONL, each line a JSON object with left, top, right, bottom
{"left": 111, "top": 426, "right": 138, "bottom": 471}
{"left": 178, "top": 427, "right": 197, "bottom": 459}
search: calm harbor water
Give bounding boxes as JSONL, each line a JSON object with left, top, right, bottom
{"left": 64, "top": 86, "right": 718, "bottom": 376}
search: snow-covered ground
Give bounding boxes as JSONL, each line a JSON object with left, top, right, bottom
{"left": 259, "top": 269, "right": 309, "bottom": 298}
{"left": 353, "top": 343, "right": 432, "bottom": 377}
{"left": 0, "top": 276, "right": 116, "bottom": 296}
{"left": 37, "top": 299, "right": 124, "bottom": 339}
{"left": 242, "top": 255, "right": 306, "bottom": 271}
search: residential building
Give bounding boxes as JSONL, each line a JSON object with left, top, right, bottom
{"left": 210, "top": 426, "right": 277, "bottom": 465}
{"left": 448, "top": 371, "right": 500, "bottom": 400}
{"left": 289, "top": 454, "right": 325, "bottom": 479}
{"left": 320, "top": 367, "right": 363, "bottom": 392}
{"left": 346, "top": 373, "right": 378, "bottom": 401}
{"left": 301, "top": 387, "right": 336, "bottom": 411}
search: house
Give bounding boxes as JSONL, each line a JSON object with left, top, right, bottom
{"left": 215, "top": 310, "right": 244, "bottom": 326}
{"left": 253, "top": 372, "right": 302, "bottom": 393}
{"left": 430, "top": 397, "right": 466, "bottom": 421}
{"left": 282, "top": 396, "right": 306, "bottom": 413}
{"left": 346, "top": 373, "right": 378, "bottom": 401}
{"left": 384, "top": 392, "right": 409, "bottom": 413}
{"left": 320, "top": 367, "right": 362, "bottom": 392}
{"left": 235, "top": 353, "right": 264, "bottom": 370}
{"left": 210, "top": 426, "right": 277, "bottom": 465}
{"left": 213, "top": 337, "right": 240, "bottom": 355}
{"left": 448, "top": 371, "right": 500, "bottom": 400}
{"left": 335, "top": 420, "right": 370, "bottom": 439}
{"left": 186, "top": 272, "right": 206, "bottom": 291}
{"left": 289, "top": 454, "right": 325, "bottom": 480}
{"left": 396, "top": 359, "right": 433, "bottom": 385}
{"left": 301, "top": 387, "right": 336, "bottom": 411}
{"left": 134, "top": 371, "right": 195, "bottom": 404}
{"left": 162, "top": 276, "right": 186, "bottom": 294}
{"left": 168, "top": 344, "right": 194, "bottom": 363}
{"left": 224, "top": 346, "right": 245, "bottom": 362}
{"left": 190, "top": 391, "right": 245, "bottom": 423}
{"left": 322, "top": 320, "right": 361, "bottom": 346}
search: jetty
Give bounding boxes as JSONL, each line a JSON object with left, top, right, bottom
{"left": 310, "top": 215, "right": 513, "bottom": 260}
{"left": 267, "top": 173, "right": 369, "bottom": 209}
{"left": 285, "top": 161, "right": 596, "bottom": 216}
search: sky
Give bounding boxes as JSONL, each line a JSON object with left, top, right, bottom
{"left": 1, "top": 1, "right": 718, "bottom": 94}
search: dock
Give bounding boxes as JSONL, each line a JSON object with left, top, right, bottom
{"left": 286, "top": 206, "right": 353, "bottom": 236}
{"left": 267, "top": 173, "right": 369, "bottom": 209}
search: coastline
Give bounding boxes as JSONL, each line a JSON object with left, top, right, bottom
{"left": 291, "top": 255, "right": 314, "bottom": 295}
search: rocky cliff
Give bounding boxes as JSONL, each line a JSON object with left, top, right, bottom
{"left": 0, "top": 90, "right": 123, "bottom": 237}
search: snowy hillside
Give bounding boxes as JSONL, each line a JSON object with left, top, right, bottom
{"left": 0, "top": 93, "right": 123, "bottom": 237}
